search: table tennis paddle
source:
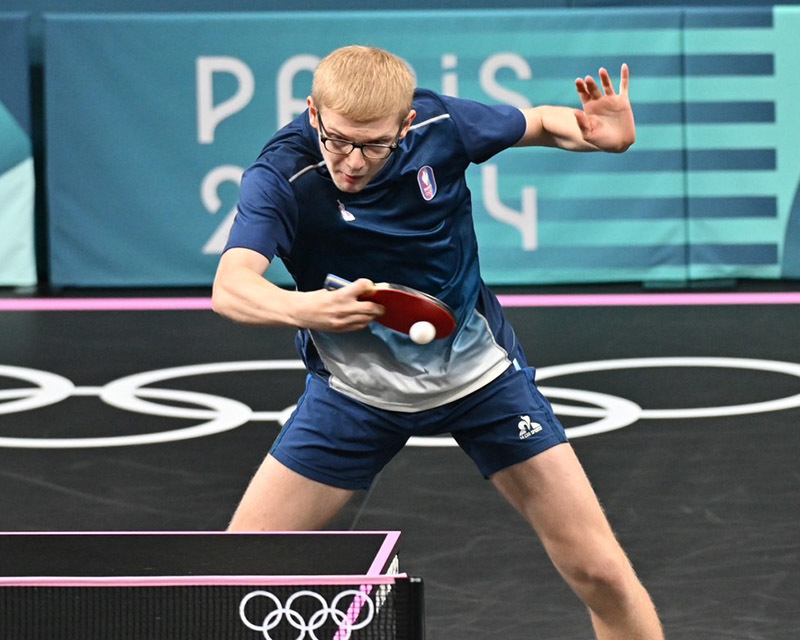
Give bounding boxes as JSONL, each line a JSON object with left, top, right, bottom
{"left": 324, "top": 273, "right": 457, "bottom": 340}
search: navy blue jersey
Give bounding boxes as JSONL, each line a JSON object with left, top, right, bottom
{"left": 226, "top": 88, "right": 528, "bottom": 411}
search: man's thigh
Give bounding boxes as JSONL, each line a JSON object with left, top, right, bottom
{"left": 490, "top": 444, "right": 620, "bottom": 562}
{"left": 228, "top": 454, "right": 355, "bottom": 531}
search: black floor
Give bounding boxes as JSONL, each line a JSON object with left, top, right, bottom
{"left": 1, "top": 290, "right": 799, "bottom": 639}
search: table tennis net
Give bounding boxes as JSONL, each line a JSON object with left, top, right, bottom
{"left": 0, "top": 576, "right": 425, "bottom": 640}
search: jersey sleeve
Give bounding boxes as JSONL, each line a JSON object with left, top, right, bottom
{"left": 223, "top": 161, "right": 297, "bottom": 262}
{"left": 438, "top": 93, "right": 527, "bottom": 164}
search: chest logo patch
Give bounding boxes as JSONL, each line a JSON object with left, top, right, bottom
{"left": 417, "top": 166, "right": 437, "bottom": 201}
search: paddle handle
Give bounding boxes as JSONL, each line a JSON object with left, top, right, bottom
{"left": 324, "top": 273, "right": 352, "bottom": 290}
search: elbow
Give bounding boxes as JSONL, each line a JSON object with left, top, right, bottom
{"left": 211, "top": 280, "right": 231, "bottom": 319}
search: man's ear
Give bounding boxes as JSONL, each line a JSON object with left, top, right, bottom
{"left": 307, "top": 97, "right": 318, "bottom": 130}
{"left": 399, "top": 109, "right": 417, "bottom": 139}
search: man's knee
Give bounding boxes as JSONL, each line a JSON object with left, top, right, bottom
{"left": 557, "top": 547, "right": 639, "bottom": 610}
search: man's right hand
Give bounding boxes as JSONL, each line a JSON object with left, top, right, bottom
{"left": 296, "top": 278, "right": 384, "bottom": 332}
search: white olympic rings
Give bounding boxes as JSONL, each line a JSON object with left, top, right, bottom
{"left": 405, "top": 356, "right": 800, "bottom": 446}
{"left": 0, "top": 360, "right": 304, "bottom": 448}
{"left": 239, "top": 589, "right": 374, "bottom": 640}
{"left": 1, "top": 357, "right": 799, "bottom": 448}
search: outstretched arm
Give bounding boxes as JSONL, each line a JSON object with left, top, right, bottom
{"left": 514, "top": 64, "right": 635, "bottom": 153}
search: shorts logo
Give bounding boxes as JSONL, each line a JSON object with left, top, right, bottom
{"left": 518, "top": 415, "right": 542, "bottom": 440}
{"left": 417, "top": 166, "right": 437, "bottom": 201}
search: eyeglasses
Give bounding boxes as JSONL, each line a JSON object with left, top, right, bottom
{"left": 317, "top": 111, "right": 402, "bottom": 160}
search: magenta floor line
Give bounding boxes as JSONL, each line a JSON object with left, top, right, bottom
{"left": 1, "top": 291, "right": 800, "bottom": 312}
{"left": 496, "top": 291, "right": 800, "bottom": 307}
{"left": 0, "top": 298, "right": 215, "bottom": 312}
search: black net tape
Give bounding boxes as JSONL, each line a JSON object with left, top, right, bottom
{"left": 0, "top": 578, "right": 424, "bottom": 640}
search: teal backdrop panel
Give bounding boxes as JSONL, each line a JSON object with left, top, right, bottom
{"left": 464, "top": 9, "right": 688, "bottom": 284}
{"left": 44, "top": 10, "right": 689, "bottom": 287}
{"left": 682, "top": 7, "right": 800, "bottom": 280}
{"left": 775, "top": 7, "right": 800, "bottom": 278}
{"left": 0, "top": 13, "right": 37, "bottom": 288}
{"left": 44, "top": 9, "right": 797, "bottom": 287}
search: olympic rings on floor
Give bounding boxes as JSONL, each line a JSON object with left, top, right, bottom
{"left": 1, "top": 357, "right": 799, "bottom": 448}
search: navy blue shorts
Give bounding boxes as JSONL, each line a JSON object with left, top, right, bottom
{"left": 270, "top": 364, "right": 568, "bottom": 490}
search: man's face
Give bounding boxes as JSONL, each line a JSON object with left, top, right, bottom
{"left": 308, "top": 100, "right": 414, "bottom": 193}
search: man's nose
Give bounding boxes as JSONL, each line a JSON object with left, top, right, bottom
{"left": 346, "top": 147, "right": 367, "bottom": 169}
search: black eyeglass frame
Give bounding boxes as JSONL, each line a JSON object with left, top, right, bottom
{"left": 316, "top": 111, "right": 404, "bottom": 160}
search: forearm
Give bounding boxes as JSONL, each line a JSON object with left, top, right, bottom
{"left": 212, "top": 264, "right": 305, "bottom": 327}
{"left": 212, "top": 249, "right": 382, "bottom": 332}
{"left": 515, "top": 106, "right": 599, "bottom": 151}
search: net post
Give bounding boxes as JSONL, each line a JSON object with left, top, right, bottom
{"left": 400, "top": 576, "right": 426, "bottom": 640}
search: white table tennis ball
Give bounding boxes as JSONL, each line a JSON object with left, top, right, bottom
{"left": 409, "top": 321, "right": 436, "bottom": 345}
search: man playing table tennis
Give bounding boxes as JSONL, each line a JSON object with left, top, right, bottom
{"left": 212, "top": 45, "right": 663, "bottom": 639}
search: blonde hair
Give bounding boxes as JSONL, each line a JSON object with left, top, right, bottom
{"left": 312, "top": 46, "right": 415, "bottom": 123}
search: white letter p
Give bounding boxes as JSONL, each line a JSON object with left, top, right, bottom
{"left": 196, "top": 56, "right": 255, "bottom": 144}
